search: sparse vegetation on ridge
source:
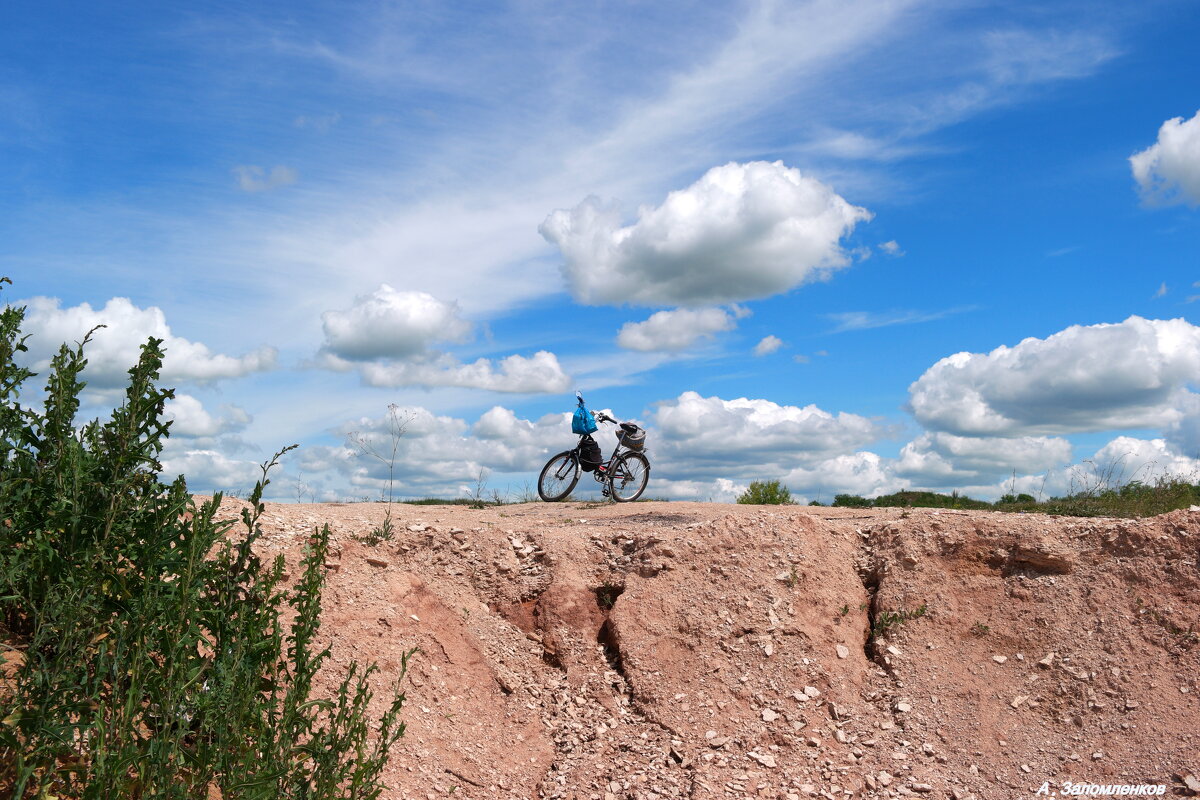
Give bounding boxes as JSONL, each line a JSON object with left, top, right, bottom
{"left": 828, "top": 479, "right": 1200, "bottom": 518}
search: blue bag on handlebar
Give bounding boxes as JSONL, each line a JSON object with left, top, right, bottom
{"left": 572, "top": 406, "right": 598, "bottom": 435}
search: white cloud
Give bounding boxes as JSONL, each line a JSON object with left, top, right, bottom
{"left": 163, "top": 394, "right": 251, "bottom": 438}
{"left": 304, "top": 405, "right": 576, "bottom": 498}
{"left": 320, "top": 284, "right": 472, "bottom": 361}
{"left": 540, "top": 161, "right": 871, "bottom": 307}
{"left": 313, "top": 284, "right": 569, "bottom": 394}
{"left": 19, "top": 296, "right": 277, "bottom": 387}
{"left": 648, "top": 477, "right": 745, "bottom": 503}
{"left": 895, "top": 432, "right": 1072, "bottom": 484}
{"left": 357, "top": 351, "right": 570, "bottom": 394}
{"left": 1070, "top": 436, "right": 1200, "bottom": 490}
{"left": 1164, "top": 392, "right": 1200, "bottom": 457}
{"left": 960, "top": 436, "right": 1200, "bottom": 503}
{"left": 289, "top": 393, "right": 892, "bottom": 501}
{"left": 649, "top": 390, "right": 886, "bottom": 481}
{"left": 616, "top": 307, "right": 739, "bottom": 352}
{"left": 909, "top": 316, "right": 1200, "bottom": 436}
{"left": 1130, "top": 109, "right": 1200, "bottom": 206}
{"left": 232, "top": 164, "right": 298, "bottom": 192}
{"left": 781, "top": 451, "right": 898, "bottom": 500}
{"left": 161, "top": 449, "right": 264, "bottom": 493}
{"left": 878, "top": 240, "right": 903, "bottom": 257}
{"left": 753, "top": 335, "right": 784, "bottom": 356}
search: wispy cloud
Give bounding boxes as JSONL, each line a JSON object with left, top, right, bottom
{"left": 11, "top": 1, "right": 1121, "bottom": 338}
{"left": 826, "top": 306, "right": 975, "bottom": 333}
{"left": 232, "top": 165, "right": 298, "bottom": 192}
{"left": 293, "top": 112, "right": 341, "bottom": 133}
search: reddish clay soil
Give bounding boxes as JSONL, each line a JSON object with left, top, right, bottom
{"left": 222, "top": 499, "right": 1200, "bottom": 800}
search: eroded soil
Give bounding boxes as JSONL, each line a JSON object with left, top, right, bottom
{"left": 224, "top": 500, "right": 1200, "bottom": 800}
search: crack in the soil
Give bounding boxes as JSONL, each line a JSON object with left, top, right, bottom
{"left": 855, "top": 526, "right": 901, "bottom": 680}
{"left": 590, "top": 584, "right": 698, "bottom": 797}
{"left": 594, "top": 583, "right": 630, "bottom": 699}
{"left": 858, "top": 563, "right": 883, "bottom": 662}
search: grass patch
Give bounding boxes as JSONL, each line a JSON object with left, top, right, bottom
{"left": 872, "top": 604, "right": 928, "bottom": 638}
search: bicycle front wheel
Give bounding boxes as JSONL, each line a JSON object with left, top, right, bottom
{"left": 610, "top": 452, "right": 650, "bottom": 502}
{"left": 538, "top": 451, "right": 581, "bottom": 501}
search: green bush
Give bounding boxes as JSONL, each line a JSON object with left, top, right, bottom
{"left": 736, "top": 480, "right": 793, "bottom": 505}
{"left": 831, "top": 493, "right": 870, "bottom": 507}
{"left": 0, "top": 280, "right": 411, "bottom": 798}
{"left": 871, "top": 490, "right": 991, "bottom": 510}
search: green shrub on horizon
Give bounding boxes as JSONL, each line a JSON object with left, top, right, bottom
{"left": 830, "top": 482, "right": 1199, "bottom": 518}
{"left": 737, "top": 479, "right": 793, "bottom": 505}
{"left": 0, "top": 280, "right": 411, "bottom": 799}
{"left": 870, "top": 490, "right": 992, "bottom": 510}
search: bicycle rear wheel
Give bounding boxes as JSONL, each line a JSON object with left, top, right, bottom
{"left": 610, "top": 452, "right": 650, "bottom": 502}
{"left": 538, "top": 451, "right": 580, "bottom": 501}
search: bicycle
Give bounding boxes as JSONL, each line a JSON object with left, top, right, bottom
{"left": 537, "top": 405, "right": 651, "bottom": 503}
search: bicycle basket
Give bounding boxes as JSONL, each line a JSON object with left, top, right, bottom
{"left": 617, "top": 423, "right": 646, "bottom": 452}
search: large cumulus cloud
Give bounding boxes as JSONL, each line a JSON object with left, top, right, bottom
{"left": 649, "top": 390, "right": 887, "bottom": 480}
{"left": 19, "top": 296, "right": 276, "bottom": 387}
{"left": 316, "top": 284, "right": 570, "bottom": 393}
{"left": 908, "top": 316, "right": 1200, "bottom": 436}
{"left": 319, "top": 284, "right": 472, "bottom": 361}
{"left": 540, "top": 161, "right": 871, "bottom": 307}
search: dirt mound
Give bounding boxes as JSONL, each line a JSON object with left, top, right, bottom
{"left": 228, "top": 500, "right": 1200, "bottom": 800}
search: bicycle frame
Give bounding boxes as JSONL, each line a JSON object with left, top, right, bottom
{"left": 539, "top": 423, "right": 649, "bottom": 503}
{"left": 579, "top": 435, "right": 645, "bottom": 490}
{"left": 592, "top": 439, "right": 622, "bottom": 480}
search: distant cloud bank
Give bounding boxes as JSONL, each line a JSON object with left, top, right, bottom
{"left": 908, "top": 316, "right": 1200, "bottom": 436}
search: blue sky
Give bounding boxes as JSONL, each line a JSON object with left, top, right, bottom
{"left": 4, "top": 0, "right": 1200, "bottom": 502}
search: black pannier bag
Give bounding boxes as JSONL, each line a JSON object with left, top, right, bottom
{"left": 578, "top": 435, "right": 603, "bottom": 471}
